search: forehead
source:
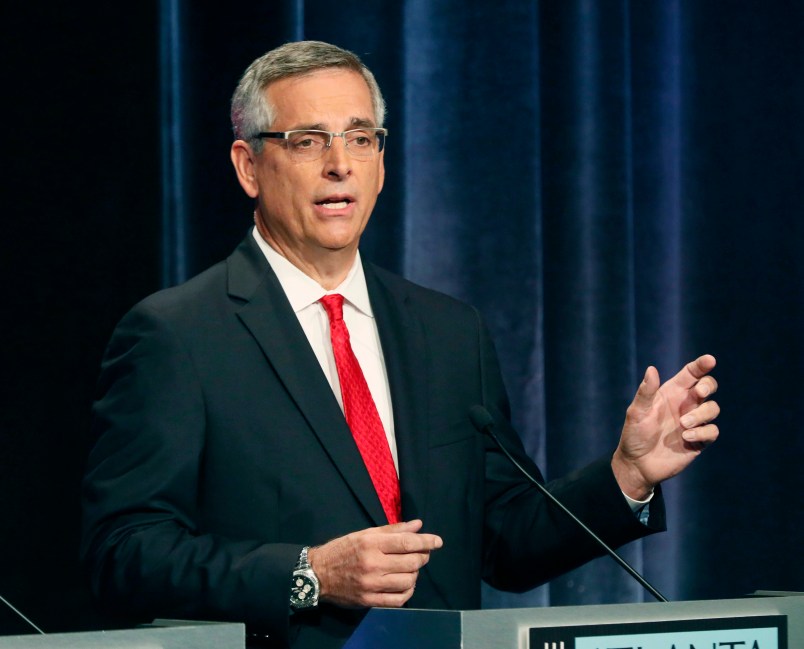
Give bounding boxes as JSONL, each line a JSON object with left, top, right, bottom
{"left": 265, "top": 68, "right": 375, "bottom": 129}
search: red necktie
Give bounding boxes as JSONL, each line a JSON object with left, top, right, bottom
{"left": 319, "top": 294, "right": 402, "bottom": 524}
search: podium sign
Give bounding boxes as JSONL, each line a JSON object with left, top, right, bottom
{"left": 530, "top": 615, "right": 785, "bottom": 649}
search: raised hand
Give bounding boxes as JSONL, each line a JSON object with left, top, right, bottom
{"left": 611, "top": 354, "right": 720, "bottom": 500}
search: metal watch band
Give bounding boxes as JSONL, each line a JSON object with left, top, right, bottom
{"left": 296, "top": 546, "right": 311, "bottom": 570}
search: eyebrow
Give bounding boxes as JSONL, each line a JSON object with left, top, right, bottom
{"left": 286, "top": 117, "right": 377, "bottom": 131}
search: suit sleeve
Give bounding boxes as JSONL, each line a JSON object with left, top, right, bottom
{"left": 81, "top": 303, "right": 298, "bottom": 642}
{"left": 474, "top": 314, "right": 666, "bottom": 592}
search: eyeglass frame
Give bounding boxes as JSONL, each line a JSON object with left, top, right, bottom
{"left": 251, "top": 128, "right": 388, "bottom": 160}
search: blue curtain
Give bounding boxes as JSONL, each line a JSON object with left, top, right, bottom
{"left": 161, "top": 0, "right": 804, "bottom": 607}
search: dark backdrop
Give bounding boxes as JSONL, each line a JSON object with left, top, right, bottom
{"left": 2, "top": 0, "right": 802, "bottom": 634}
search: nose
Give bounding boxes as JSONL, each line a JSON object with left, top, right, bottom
{"left": 323, "top": 134, "right": 352, "bottom": 179}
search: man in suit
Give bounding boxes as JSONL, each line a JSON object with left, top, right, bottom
{"left": 81, "top": 41, "right": 720, "bottom": 649}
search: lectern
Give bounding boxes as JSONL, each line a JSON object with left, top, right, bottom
{"left": 0, "top": 595, "right": 800, "bottom": 647}
{"left": 0, "top": 619, "right": 244, "bottom": 648}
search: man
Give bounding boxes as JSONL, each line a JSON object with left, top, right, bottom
{"left": 81, "top": 41, "right": 719, "bottom": 649}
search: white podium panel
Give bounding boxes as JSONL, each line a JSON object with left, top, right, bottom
{"left": 0, "top": 620, "right": 244, "bottom": 649}
{"left": 344, "top": 594, "right": 804, "bottom": 649}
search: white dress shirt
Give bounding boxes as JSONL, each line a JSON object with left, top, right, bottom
{"left": 252, "top": 228, "right": 398, "bottom": 473}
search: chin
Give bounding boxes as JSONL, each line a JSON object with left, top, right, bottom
{"left": 316, "top": 226, "right": 364, "bottom": 249}
{"left": 320, "top": 239, "right": 360, "bottom": 253}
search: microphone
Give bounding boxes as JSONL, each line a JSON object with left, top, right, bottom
{"left": 469, "top": 404, "right": 668, "bottom": 603}
{"left": 0, "top": 593, "right": 45, "bottom": 634}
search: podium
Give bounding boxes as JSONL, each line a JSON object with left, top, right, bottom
{"left": 0, "top": 620, "right": 244, "bottom": 648}
{"left": 0, "top": 595, "right": 801, "bottom": 647}
{"left": 344, "top": 594, "right": 804, "bottom": 648}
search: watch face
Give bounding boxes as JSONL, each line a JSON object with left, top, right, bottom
{"left": 291, "top": 573, "right": 318, "bottom": 607}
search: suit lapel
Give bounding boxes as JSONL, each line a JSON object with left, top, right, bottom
{"left": 363, "top": 263, "right": 430, "bottom": 524}
{"left": 365, "top": 264, "right": 460, "bottom": 609}
{"left": 227, "top": 235, "right": 388, "bottom": 526}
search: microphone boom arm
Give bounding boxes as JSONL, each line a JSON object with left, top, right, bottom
{"left": 470, "top": 404, "right": 668, "bottom": 603}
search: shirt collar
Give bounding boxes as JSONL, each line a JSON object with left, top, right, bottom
{"left": 252, "top": 227, "right": 373, "bottom": 317}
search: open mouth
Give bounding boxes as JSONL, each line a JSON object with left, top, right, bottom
{"left": 316, "top": 196, "right": 353, "bottom": 210}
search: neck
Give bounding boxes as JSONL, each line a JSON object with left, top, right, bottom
{"left": 255, "top": 220, "right": 357, "bottom": 290}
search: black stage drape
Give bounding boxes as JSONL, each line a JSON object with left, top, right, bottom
{"left": 2, "top": 0, "right": 802, "bottom": 633}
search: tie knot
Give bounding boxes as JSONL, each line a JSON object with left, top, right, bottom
{"left": 319, "top": 293, "right": 345, "bottom": 322}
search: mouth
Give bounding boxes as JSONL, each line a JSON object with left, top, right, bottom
{"left": 315, "top": 195, "right": 354, "bottom": 210}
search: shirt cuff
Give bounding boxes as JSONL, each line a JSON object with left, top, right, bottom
{"left": 623, "top": 489, "right": 654, "bottom": 512}
{"left": 623, "top": 489, "right": 654, "bottom": 525}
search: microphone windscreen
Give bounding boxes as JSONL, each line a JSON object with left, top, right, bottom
{"left": 469, "top": 404, "right": 494, "bottom": 432}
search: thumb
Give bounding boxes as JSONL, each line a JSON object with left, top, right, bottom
{"left": 380, "top": 519, "right": 424, "bottom": 534}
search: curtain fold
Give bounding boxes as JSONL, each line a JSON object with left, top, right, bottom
{"left": 161, "top": 0, "right": 804, "bottom": 606}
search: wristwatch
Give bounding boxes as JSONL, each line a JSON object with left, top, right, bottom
{"left": 289, "top": 546, "right": 320, "bottom": 609}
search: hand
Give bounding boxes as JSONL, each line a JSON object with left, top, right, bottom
{"left": 307, "top": 519, "right": 443, "bottom": 609}
{"left": 612, "top": 354, "right": 720, "bottom": 500}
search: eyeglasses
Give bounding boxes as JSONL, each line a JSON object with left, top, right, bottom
{"left": 253, "top": 128, "right": 387, "bottom": 162}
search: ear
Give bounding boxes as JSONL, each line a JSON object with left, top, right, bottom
{"left": 230, "top": 140, "right": 260, "bottom": 198}
{"left": 377, "top": 151, "right": 385, "bottom": 195}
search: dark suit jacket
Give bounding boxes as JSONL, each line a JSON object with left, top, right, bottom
{"left": 81, "top": 232, "right": 664, "bottom": 648}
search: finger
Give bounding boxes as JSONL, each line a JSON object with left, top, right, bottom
{"left": 378, "top": 551, "right": 433, "bottom": 575}
{"left": 632, "top": 366, "right": 660, "bottom": 412}
{"left": 378, "top": 531, "right": 443, "bottom": 554}
{"left": 694, "top": 375, "right": 718, "bottom": 399}
{"left": 375, "top": 571, "right": 420, "bottom": 594}
{"left": 369, "top": 586, "right": 416, "bottom": 608}
{"left": 673, "top": 354, "right": 717, "bottom": 389}
{"left": 376, "top": 519, "right": 424, "bottom": 534}
{"left": 679, "top": 400, "right": 721, "bottom": 430}
{"left": 681, "top": 423, "right": 719, "bottom": 445}
{"left": 353, "top": 570, "right": 420, "bottom": 608}
{"left": 374, "top": 520, "right": 444, "bottom": 548}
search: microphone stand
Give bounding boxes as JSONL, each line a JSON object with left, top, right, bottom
{"left": 470, "top": 405, "right": 668, "bottom": 603}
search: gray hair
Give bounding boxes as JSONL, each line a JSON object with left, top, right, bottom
{"left": 231, "top": 41, "right": 386, "bottom": 152}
